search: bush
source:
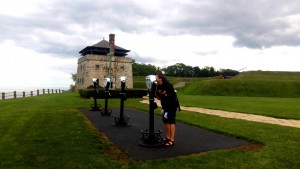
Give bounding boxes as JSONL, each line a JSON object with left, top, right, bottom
{"left": 78, "top": 89, "right": 148, "bottom": 99}
{"left": 133, "top": 81, "right": 146, "bottom": 89}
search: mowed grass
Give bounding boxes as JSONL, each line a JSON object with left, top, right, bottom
{"left": 0, "top": 93, "right": 120, "bottom": 168}
{"left": 134, "top": 76, "right": 183, "bottom": 89}
{"left": 178, "top": 95, "right": 300, "bottom": 119}
{"left": 180, "top": 71, "right": 300, "bottom": 98}
{"left": 0, "top": 92, "right": 300, "bottom": 168}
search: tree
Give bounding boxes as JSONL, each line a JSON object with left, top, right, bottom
{"left": 132, "top": 63, "right": 157, "bottom": 76}
{"left": 199, "top": 66, "right": 210, "bottom": 77}
{"left": 71, "top": 73, "right": 77, "bottom": 82}
{"left": 192, "top": 66, "right": 201, "bottom": 77}
{"left": 70, "top": 73, "right": 77, "bottom": 91}
{"left": 162, "top": 63, "right": 194, "bottom": 77}
{"left": 209, "top": 66, "right": 215, "bottom": 77}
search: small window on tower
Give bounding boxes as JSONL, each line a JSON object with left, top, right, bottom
{"left": 120, "top": 66, "right": 125, "bottom": 71}
{"left": 96, "top": 65, "right": 100, "bottom": 69}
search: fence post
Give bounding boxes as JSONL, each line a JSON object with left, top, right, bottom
{"left": 14, "top": 91, "right": 17, "bottom": 99}
{"left": 37, "top": 90, "right": 39, "bottom": 96}
{"left": 48, "top": 89, "right": 50, "bottom": 94}
{"left": 31, "top": 91, "right": 33, "bottom": 97}
{"left": 1, "top": 92, "right": 4, "bottom": 100}
{"left": 23, "top": 91, "right": 25, "bottom": 98}
{"left": 55, "top": 89, "right": 57, "bottom": 93}
{"left": 59, "top": 89, "right": 61, "bottom": 93}
{"left": 43, "top": 89, "right": 45, "bottom": 95}
{"left": 52, "top": 89, "right": 53, "bottom": 93}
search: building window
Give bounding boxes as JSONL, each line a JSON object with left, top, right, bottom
{"left": 96, "top": 65, "right": 100, "bottom": 69}
{"left": 120, "top": 66, "right": 125, "bottom": 71}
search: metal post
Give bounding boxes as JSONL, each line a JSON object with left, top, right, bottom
{"left": 113, "top": 76, "right": 130, "bottom": 126}
{"left": 101, "top": 79, "right": 112, "bottom": 116}
{"left": 149, "top": 82, "right": 155, "bottom": 136}
{"left": 120, "top": 81, "right": 125, "bottom": 120}
{"left": 105, "top": 90, "right": 109, "bottom": 111}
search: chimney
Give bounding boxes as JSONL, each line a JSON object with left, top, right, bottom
{"left": 109, "top": 34, "right": 115, "bottom": 55}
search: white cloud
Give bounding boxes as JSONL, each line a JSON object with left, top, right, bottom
{"left": 0, "top": 0, "right": 300, "bottom": 89}
{"left": 0, "top": 40, "right": 76, "bottom": 89}
{"left": 0, "top": 0, "right": 44, "bottom": 17}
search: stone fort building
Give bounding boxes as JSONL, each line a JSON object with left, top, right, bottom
{"left": 76, "top": 34, "right": 133, "bottom": 90}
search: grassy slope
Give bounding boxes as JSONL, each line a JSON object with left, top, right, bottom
{"left": 179, "top": 71, "right": 300, "bottom": 97}
{"left": 134, "top": 76, "right": 183, "bottom": 89}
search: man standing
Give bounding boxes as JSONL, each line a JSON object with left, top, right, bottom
{"left": 156, "top": 72, "right": 178, "bottom": 147}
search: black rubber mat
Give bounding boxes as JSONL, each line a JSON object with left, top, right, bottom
{"left": 80, "top": 108, "right": 251, "bottom": 160}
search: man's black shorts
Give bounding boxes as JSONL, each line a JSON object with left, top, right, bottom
{"left": 162, "top": 108, "right": 176, "bottom": 124}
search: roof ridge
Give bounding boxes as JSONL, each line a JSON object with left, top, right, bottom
{"left": 91, "top": 39, "right": 127, "bottom": 50}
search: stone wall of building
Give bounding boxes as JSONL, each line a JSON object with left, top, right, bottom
{"left": 76, "top": 54, "right": 133, "bottom": 90}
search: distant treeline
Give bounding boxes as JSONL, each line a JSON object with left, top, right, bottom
{"left": 132, "top": 61, "right": 239, "bottom": 77}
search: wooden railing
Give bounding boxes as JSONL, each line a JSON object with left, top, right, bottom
{"left": 1, "top": 89, "right": 67, "bottom": 100}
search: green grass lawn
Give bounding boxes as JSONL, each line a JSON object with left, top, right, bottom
{"left": 179, "top": 71, "right": 300, "bottom": 98}
{"left": 177, "top": 94, "right": 300, "bottom": 119}
{"left": 133, "top": 76, "right": 183, "bottom": 89}
{"left": 0, "top": 92, "right": 300, "bottom": 168}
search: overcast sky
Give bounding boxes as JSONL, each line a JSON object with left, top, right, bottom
{"left": 1, "top": 0, "right": 300, "bottom": 89}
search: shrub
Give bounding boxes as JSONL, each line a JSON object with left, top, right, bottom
{"left": 78, "top": 89, "right": 148, "bottom": 99}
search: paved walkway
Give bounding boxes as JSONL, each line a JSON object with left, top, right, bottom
{"left": 173, "top": 81, "right": 186, "bottom": 88}
{"left": 81, "top": 108, "right": 252, "bottom": 160}
{"left": 140, "top": 99, "right": 300, "bottom": 129}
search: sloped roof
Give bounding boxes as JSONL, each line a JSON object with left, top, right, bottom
{"left": 79, "top": 39, "right": 130, "bottom": 57}
{"left": 92, "top": 39, "right": 127, "bottom": 50}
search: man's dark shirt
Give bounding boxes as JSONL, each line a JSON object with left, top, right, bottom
{"left": 156, "top": 79, "right": 177, "bottom": 111}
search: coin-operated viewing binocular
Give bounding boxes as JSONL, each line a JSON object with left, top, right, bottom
{"left": 104, "top": 77, "right": 111, "bottom": 91}
{"left": 90, "top": 78, "right": 100, "bottom": 111}
{"left": 120, "top": 76, "right": 127, "bottom": 83}
{"left": 145, "top": 75, "right": 158, "bottom": 109}
{"left": 119, "top": 76, "right": 127, "bottom": 101}
{"left": 113, "top": 76, "right": 130, "bottom": 126}
{"left": 145, "top": 75, "right": 156, "bottom": 91}
{"left": 101, "top": 77, "right": 112, "bottom": 116}
{"left": 92, "top": 78, "right": 99, "bottom": 89}
{"left": 139, "top": 75, "right": 163, "bottom": 147}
